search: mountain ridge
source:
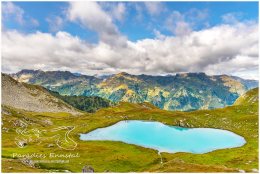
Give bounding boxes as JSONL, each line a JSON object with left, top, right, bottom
{"left": 11, "top": 69, "right": 258, "bottom": 111}
{"left": 2, "top": 73, "right": 81, "bottom": 114}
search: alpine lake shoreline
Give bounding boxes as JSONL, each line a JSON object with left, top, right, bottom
{"left": 2, "top": 89, "right": 259, "bottom": 172}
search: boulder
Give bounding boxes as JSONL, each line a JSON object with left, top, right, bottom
{"left": 47, "top": 144, "right": 54, "bottom": 148}
{"left": 251, "top": 169, "right": 258, "bottom": 173}
{"left": 82, "top": 165, "right": 94, "bottom": 173}
{"left": 42, "top": 119, "right": 53, "bottom": 126}
{"left": 15, "top": 140, "right": 27, "bottom": 148}
{"left": 238, "top": 169, "right": 245, "bottom": 173}
{"left": 20, "top": 158, "right": 36, "bottom": 168}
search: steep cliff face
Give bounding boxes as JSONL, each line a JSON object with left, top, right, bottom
{"left": 11, "top": 70, "right": 258, "bottom": 111}
{"left": 2, "top": 73, "right": 81, "bottom": 114}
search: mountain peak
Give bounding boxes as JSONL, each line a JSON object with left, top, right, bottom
{"left": 17, "top": 69, "right": 43, "bottom": 75}
{"left": 175, "top": 72, "right": 206, "bottom": 78}
{"left": 116, "top": 72, "right": 131, "bottom": 77}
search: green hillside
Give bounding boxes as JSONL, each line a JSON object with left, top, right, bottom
{"left": 49, "top": 90, "right": 115, "bottom": 113}
{"left": 2, "top": 88, "right": 258, "bottom": 172}
{"left": 234, "top": 88, "right": 258, "bottom": 106}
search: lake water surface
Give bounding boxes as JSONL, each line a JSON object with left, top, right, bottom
{"left": 80, "top": 120, "right": 246, "bottom": 153}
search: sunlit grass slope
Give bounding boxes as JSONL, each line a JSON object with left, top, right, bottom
{"left": 2, "top": 88, "right": 258, "bottom": 172}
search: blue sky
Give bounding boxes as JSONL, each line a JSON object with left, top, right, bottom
{"left": 3, "top": 2, "right": 258, "bottom": 41}
{"left": 1, "top": 1, "right": 259, "bottom": 79}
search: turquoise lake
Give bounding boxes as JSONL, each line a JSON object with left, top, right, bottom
{"left": 80, "top": 120, "right": 246, "bottom": 153}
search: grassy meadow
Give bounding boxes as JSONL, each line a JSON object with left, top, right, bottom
{"left": 1, "top": 89, "right": 258, "bottom": 172}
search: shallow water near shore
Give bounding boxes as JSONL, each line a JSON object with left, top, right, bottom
{"left": 80, "top": 120, "right": 246, "bottom": 153}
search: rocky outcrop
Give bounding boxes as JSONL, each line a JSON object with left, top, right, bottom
{"left": 82, "top": 165, "right": 94, "bottom": 173}
{"left": 20, "top": 158, "right": 37, "bottom": 168}
{"left": 176, "top": 119, "right": 193, "bottom": 128}
{"left": 2, "top": 74, "right": 80, "bottom": 115}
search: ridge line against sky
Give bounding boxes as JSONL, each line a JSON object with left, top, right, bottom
{"left": 10, "top": 69, "right": 260, "bottom": 81}
{"left": 1, "top": 1, "right": 259, "bottom": 80}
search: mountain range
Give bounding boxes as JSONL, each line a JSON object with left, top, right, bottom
{"left": 11, "top": 69, "right": 258, "bottom": 111}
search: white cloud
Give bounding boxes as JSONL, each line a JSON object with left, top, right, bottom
{"left": 2, "top": 2, "right": 25, "bottom": 25}
{"left": 68, "top": 1, "right": 115, "bottom": 33}
{"left": 204, "top": 55, "right": 258, "bottom": 79}
{"left": 2, "top": 2, "right": 39, "bottom": 28}
{"left": 67, "top": 1, "right": 127, "bottom": 47}
{"left": 30, "top": 18, "right": 39, "bottom": 27}
{"left": 186, "top": 8, "right": 209, "bottom": 23}
{"left": 132, "top": 3, "right": 144, "bottom": 22}
{"left": 46, "top": 16, "right": 65, "bottom": 32}
{"left": 174, "top": 21, "right": 192, "bottom": 36}
{"left": 153, "top": 29, "right": 166, "bottom": 40}
{"left": 106, "top": 2, "right": 126, "bottom": 22}
{"left": 2, "top": 22, "right": 258, "bottom": 80}
{"left": 165, "top": 11, "right": 192, "bottom": 36}
{"left": 2, "top": 31, "right": 88, "bottom": 70}
{"left": 222, "top": 12, "right": 243, "bottom": 24}
{"left": 144, "top": 2, "right": 164, "bottom": 16}
{"left": 165, "top": 9, "right": 209, "bottom": 36}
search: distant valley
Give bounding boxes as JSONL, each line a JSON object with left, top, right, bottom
{"left": 11, "top": 69, "right": 258, "bottom": 111}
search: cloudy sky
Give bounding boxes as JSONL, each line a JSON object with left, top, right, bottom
{"left": 1, "top": 1, "right": 259, "bottom": 80}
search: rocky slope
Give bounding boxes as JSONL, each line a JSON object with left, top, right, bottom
{"left": 2, "top": 73, "right": 80, "bottom": 114}
{"left": 234, "top": 88, "right": 258, "bottom": 106}
{"left": 11, "top": 70, "right": 258, "bottom": 111}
